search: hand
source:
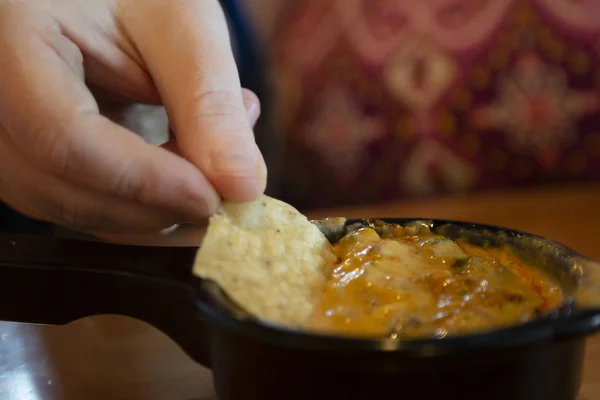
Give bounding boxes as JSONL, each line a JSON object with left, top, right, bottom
{"left": 0, "top": 0, "right": 266, "bottom": 237}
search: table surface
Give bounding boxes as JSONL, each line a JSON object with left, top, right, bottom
{"left": 1, "top": 184, "right": 600, "bottom": 399}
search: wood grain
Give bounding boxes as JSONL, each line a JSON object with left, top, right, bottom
{"left": 1, "top": 184, "right": 599, "bottom": 399}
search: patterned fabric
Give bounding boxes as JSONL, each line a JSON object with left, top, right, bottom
{"left": 257, "top": 0, "right": 600, "bottom": 209}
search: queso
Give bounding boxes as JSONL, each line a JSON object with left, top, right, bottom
{"left": 193, "top": 196, "right": 565, "bottom": 339}
{"left": 308, "top": 221, "right": 564, "bottom": 339}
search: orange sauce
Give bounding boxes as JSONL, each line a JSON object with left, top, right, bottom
{"left": 308, "top": 224, "right": 564, "bottom": 339}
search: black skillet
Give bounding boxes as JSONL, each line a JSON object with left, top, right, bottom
{"left": 0, "top": 218, "right": 599, "bottom": 400}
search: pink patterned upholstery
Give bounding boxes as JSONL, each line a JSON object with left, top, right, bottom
{"left": 256, "top": 0, "right": 600, "bottom": 208}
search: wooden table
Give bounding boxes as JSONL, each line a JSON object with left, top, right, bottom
{"left": 1, "top": 184, "right": 600, "bottom": 399}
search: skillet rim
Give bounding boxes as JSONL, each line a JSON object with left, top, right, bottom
{"left": 192, "top": 218, "right": 599, "bottom": 356}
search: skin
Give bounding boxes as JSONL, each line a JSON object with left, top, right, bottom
{"left": 0, "top": 0, "right": 267, "bottom": 240}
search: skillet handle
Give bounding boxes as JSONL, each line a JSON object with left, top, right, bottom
{"left": 0, "top": 233, "right": 213, "bottom": 367}
{"left": 554, "top": 257, "right": 600, "bottom": 338}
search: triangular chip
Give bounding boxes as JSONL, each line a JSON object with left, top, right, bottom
{"left": 192, "top": 195, "right": 336, "bottom": 329}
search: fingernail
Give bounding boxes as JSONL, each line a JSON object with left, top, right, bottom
{"left": 256, "top": 153, "right": 268, "bottom": 184}
{"left": 243, "top": 98, "right": 261, "bottom": 127}
{"left": 159, "top": 224, "right": 180, "bottom": 235}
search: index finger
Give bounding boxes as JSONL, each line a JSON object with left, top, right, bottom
{"left": 120, "top": 0, "right": 267, "bottom": 202}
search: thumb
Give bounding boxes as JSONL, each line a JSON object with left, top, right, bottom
{"left": 161, "top": 88, "right": 262, "bottom": 156}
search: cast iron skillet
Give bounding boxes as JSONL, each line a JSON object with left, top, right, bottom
{"left": 0, "top": 218, "right": 599, "bottom": 400}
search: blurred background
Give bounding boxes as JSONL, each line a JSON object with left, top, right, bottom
{"left": 242, "top": 0, "right": 600, "bottom": 209}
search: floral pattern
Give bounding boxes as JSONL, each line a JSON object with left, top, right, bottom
{"left": 303, "top": 84, "right": 385, "bottom": 187}
{"left": 400, "top": 139, "right": 478, "bottom": 196}
{"left": 385, "top": 36, "right": 458, "bottom": 111}
{"left": 259, "top": 0, "right": 600, "bottom": 208}
{"left": 472, "top": 52, "right": 599, "bottom": 166}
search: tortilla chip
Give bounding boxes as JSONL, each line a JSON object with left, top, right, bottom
{"left": 192, "top": 195, "right": 336, "bottom": 329}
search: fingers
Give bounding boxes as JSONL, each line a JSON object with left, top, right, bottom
{"left": 0, "top": 9, "right": 220, "bottom": 223}
{"left": 120, "top": 0, "right": 267, "bottom": 202}
{"left": 0, "top": 132, "right": 184, "bottom": 234}
{"left": 49, "top": 0, "right": 161, "bottom": 104}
